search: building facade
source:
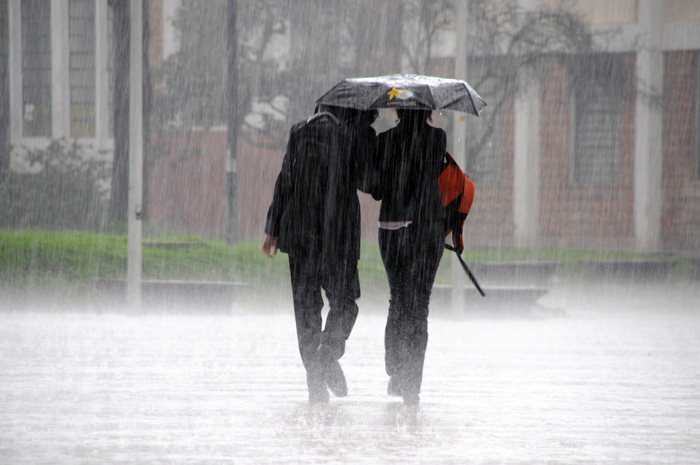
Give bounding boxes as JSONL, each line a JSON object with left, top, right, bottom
{"left": 2, "top": 0, "right": 699, "bottom": 254}
{"left": 460, "top": 0, "right": 700, "bottom": 253}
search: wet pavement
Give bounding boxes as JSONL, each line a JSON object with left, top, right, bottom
{"left": 1, "top": 282, "right": 699, "bottom": 464}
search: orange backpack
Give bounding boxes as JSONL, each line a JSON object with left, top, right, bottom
{"left": 439, "top": 151, "right": 475, "bottom": 254}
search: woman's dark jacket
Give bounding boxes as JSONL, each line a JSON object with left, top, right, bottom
{"left": 369, "top": 121, "right": 447, "bottom": 225}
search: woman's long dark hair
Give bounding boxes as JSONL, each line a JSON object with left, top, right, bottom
{"left": 392, "top": 109, "right": 435, "bottom": 200}
{"left": 396, "top": 109, "right": 432, "bottom": 126}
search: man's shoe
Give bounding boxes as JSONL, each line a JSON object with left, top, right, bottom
{"left": 319, "top": 344, "right": 347, "bottom": 397}
{"left": 308, "top": 387, "right": 330, "bottom": 404}
{"left": 307, "top": 369, "right": 329, "bottom": 404}
{"left": 324, "top": 358, "right": 348, "bottom": 397}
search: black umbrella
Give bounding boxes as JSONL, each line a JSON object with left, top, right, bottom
{"left": 316, "top": 73, "right": 486, "bottom": 116}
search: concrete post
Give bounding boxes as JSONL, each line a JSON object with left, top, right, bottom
{"left": 226, "top": 0, "right": 239, "bottom": 244}
{"left": 8, "top": 0, "right": 21, "bottom": 143}
{"left": 450, "top": 0, "right": 468, "bottom": 314}
{"left": 94, "top": 0, "right": 110, "bottom": 149}
{"left": 513, "top": 0, "right": 542, "bottom": 249}
{"left": 51, "top": 0, "right": 70, "bottom": 139}
{"left": 634, "top": 0, "right": 664, "bottom": 252}
{"left": 128, "top": 0, "right": 143, "bottom": 311}
{"left": 513, "top": 77, "right": 541, "bottom": 248}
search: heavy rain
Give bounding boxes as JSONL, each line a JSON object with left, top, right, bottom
{"left": 1, "top": 1, "right": 700, "bottom": 464}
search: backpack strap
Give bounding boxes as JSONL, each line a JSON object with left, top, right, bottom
{"left": 307, "top": 111, "right": 341, "bottom": 126}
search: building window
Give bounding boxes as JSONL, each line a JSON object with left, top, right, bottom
{"left": 69, "top": 0, "right": 96, "bottom": 137}
{"left": 572, "top": 55, "right": 623, "bottom": 184}
{"left": 21, "top": 0, "right": 52, "bottom": 137}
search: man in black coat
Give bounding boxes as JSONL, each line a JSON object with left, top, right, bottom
{"left": 263, "top": 106, "right": 377, "bottom": 403}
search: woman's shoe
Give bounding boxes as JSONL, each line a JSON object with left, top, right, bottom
{"left": 387, "top": 376, "right": 403, "bottom": 397}
{"left": 402, "top": 391, "right": 420, "bottom": 406}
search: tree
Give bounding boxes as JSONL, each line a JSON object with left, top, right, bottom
{"left": 155, "top": 0, "right": 292, "bottom": 242}
{"left": 158, "top": 0, "right": 289, "bottom": 132}
{"left": 401, "top": 0, "right": 454, "bottom": 74}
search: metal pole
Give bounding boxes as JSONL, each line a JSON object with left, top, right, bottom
{"left": 226, "top": 0, "right": 239, "bottom": 244}
{"left": 127, "top": 0, "right": 143, "bottom": 311}
{"left": 450, "top": 0, "right": 469, "bottom": 314}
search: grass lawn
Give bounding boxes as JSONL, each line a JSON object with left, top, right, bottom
{"left": 0, "top": 229, "right": 683, "bottom": 308}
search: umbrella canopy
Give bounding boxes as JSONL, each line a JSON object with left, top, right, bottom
{"left": 316, "top": 73, "right": 487, "bottom": 116}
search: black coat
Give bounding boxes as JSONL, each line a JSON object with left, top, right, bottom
{"left": 370, "top": 121, "right": 447, "bottom": 224}
{"left": 265, "top": 114, "right": 376, "bottom": 273}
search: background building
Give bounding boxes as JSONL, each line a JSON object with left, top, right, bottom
{"left": 1, "top": 0, "right": 699, "bottom": 254}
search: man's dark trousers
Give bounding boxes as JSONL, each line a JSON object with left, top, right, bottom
{"left": 288, "top": 244, "right": 360, "bottom": 395}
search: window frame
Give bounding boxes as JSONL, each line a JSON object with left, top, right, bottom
{"left": 8, "top": 0, "right": 113, "bottom": 152}
{"left": 69, "top": 0, "right": 97, "bottom": 138}
{"left": 20, "top": 0, "right": 53, "bottom": 138}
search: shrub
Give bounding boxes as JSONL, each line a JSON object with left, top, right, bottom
{"left": 0, "top": 139, "right": 110, "bottom": 230}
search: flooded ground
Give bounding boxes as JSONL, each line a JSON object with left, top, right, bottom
{"left": 1, "top": 282, "right": 699, "bottom": 464}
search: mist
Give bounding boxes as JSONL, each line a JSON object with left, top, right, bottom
{"left": 1, "top": 0, "right": 700, "bottom": 463}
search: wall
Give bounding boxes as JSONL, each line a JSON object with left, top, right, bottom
{"left": 662, "top": 50, "right": 700, "bottom": 253}
{"left": 538, "top": 56, "right": 636, "bottom": 250}
{"left": 463, "top": 95, "right": 516, "bottom": 249}
{"left": 147, "top": 130, "right": 227, "bottom": 238}
{"left": 147, "top": 127, "right": 383, "bottom": 243}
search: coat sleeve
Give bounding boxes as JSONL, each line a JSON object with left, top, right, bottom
{"left": 366, "top": 131, "right": 388, "bottom": 201}
{"left": 434, "top": 127, "right": 447, "bottom": 163}
{"left": 353, "top": 126, "right": 377, "bottom": 194}
{"left": 264, "top": 126, "right": 297, "bottom": 237}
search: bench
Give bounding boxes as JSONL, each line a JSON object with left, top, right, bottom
{"left": 93, "top": 278, "right": 248, "bottom": 310}
{"left": 470, "top": 261, "right": 560, "bottom": 286}
{"left": 578, "top": 260, "right": 675, "bottom": 281}
{"left": 431, "top": 284, "right": 549, "bottom": 314}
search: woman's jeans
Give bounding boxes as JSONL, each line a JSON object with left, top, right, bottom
{"left": 379, "top": 222, "right": 444, "bottom": 397}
